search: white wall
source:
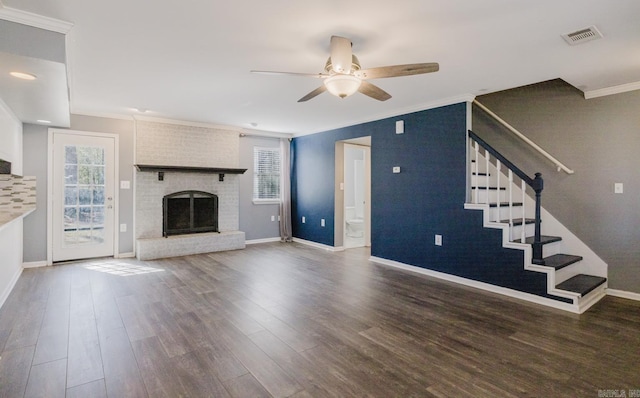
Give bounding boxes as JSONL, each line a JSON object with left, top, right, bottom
{"left": 0, "top": 97, "right": 25, "bottom": 308}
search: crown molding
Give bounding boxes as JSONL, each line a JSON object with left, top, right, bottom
{"left": 240, "top": 128, "right": 293, "bottom": 139}
{"left": 71, "top": 111, "right": 135, "bottom": 122}
{"left": 294, "top": 93, "right": 476, "bottom": 137}
{"left": 0, "top": 3, "right": 73, "bottom": 34}
{"left": 133, "top": 114, "right": 244, "bottom": 132}
{"left": 584, "top": 81, "right": 640, "bottom": 99}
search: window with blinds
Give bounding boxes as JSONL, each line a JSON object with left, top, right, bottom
{"left": 253, "top": 147, "right": 280, "bottom": 201}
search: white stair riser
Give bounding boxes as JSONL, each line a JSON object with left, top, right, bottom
{"left": 472, "top": 189, "right": 507, "bottom": 203}
{"left": 541, "top": 240, "right": 562, "bottom": 258}
{"left": 508, "top": 223, "right": 535, "bottom": 241}
{"left": 488, "top": 206, "right": 527, "bottom": 221}
{"left": 471, "top": 174, "right": 512, "bottom": 188}
{"left": 555, "top": 261, "right": 583, "bottom": 284}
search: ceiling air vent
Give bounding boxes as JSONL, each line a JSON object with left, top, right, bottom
{"left": 562, "top": 25, "right": 603, "bottom": 45}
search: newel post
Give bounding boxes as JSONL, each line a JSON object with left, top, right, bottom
{"left": 531, "top": 172, "right": 544, "bottom": 265}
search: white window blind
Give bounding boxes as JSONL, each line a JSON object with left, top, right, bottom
{"left": 253, "top": 147, "right": 280, "bottom": 201}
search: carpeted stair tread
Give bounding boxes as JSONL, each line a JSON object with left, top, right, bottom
{"left": 489, "top": 202, "right": 523, "bottom": 207}
{"left": 499, "top": 218, "right": 535, "bottom": 226}
{"left": 541, "top": 254, "right": 583, "bottom": 270}
{"left": 556, "top": 274, "right": 607, "bottom": 297}
{"left": 514, "top": 235, "right": 562, "bottom": 245}
{"left": 472, "top": 186, "right": 506, "bottom": 190}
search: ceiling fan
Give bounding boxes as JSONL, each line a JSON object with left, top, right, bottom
{"left": 251, "top": 36, "right": 439, "bottom": 102}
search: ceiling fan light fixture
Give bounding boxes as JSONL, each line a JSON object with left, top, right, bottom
{"left": 324, "top": 74, "right": 361, "bottom": 99}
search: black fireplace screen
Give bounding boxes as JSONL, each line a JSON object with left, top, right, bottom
{"left": 163, "top": 190, "right": 218, "bottom": 237}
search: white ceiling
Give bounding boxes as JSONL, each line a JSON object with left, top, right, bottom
{"left": 2, "top": 0, "right": 640, "bottom": 135}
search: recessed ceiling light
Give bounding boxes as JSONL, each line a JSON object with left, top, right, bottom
{"left": 10, "top": 71, "right": 37, "bottom": 80}
{"left": 37, "top": 119, "right": 52, "bottom": 124}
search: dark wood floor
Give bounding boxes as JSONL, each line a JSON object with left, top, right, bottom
{"left": 1, "top": 242, "right": 639, "bottom": 397}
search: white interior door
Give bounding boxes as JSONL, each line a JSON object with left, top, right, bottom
{"left": 52, "top": 132, "right": 116, "bottom": 262}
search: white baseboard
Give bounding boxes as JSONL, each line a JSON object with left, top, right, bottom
{"left": 292, "top": 238, "right": 341, "bottom": 252}
{"left": 607, "top": 289, "right": 640, "bottom": 302}
{"left": 116, "top": 252, "right": 136, "bottom": 258}
{"left": 245, "top": 237, "right": 281, "bottom": 245}
{"left": 22, "top": 261, "right": 48, "bottom": 268}
{"left": 369, "top": 256, "right": 581, "bottom": 314}
{"left": 0, "top": 266, "right": 23, "bottom": 310}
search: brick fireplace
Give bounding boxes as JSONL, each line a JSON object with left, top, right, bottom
{"left": 134, "top": 120, "right": 246, "bottom": 260}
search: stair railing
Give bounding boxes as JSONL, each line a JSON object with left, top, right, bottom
{"left": 469, "top": 130, "right": 545, "bottom": 265}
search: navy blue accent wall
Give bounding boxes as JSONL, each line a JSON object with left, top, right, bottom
{"left": 291, "top": 103, "right": 564, "bottom": 301}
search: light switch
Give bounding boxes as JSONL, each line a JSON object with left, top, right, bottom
{"left": 302, "top": 216, "right": 306, "bottom": 223}
{"left": 321, "top": 219, "right": 325, "bottom": 227}
{"left": 435, "top": 234, "right": 442, "bottom": 246}
{"left": 614, "top": 183, "right": 623, "bottom": 194}
{"left": 393, "top": 166, "right": 401, "bottom": 173}
{"left": 395, "top": 120, "right": 404, "bottom": 134}
{"left": 120, "top": 223, "right": 127, "bottom": 232}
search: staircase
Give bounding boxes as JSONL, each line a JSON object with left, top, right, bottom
{"left": 465, "top": 130, "right": 607, "bottom": 313}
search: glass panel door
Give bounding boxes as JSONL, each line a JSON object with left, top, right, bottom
{"left": 53, "top": 133, "right": 115, "bottom": 262}
{"left": 63, "top": 146, "right": 107, "bottom": 246}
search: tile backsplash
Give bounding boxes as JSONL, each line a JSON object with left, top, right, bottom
{"left": 0, "top": 175, "right": 36, "bottom": 211}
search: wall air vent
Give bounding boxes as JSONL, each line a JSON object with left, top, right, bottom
{"left": 562, "top": 25, "right": 603, "bottom": 45}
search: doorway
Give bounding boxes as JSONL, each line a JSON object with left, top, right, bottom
{"left": 335, "top": 137, "right": 371, "bottom": 249}
{"left": 49, "top": 130, "right": 118, "bottom": 262}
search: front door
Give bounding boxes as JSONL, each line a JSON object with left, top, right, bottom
{"left": 52, "top": 131, "right": 116, "bottom": 262}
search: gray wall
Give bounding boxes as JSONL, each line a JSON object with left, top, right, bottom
{"left": 22, "top": 123, "right": 48, "bottom": 262}
{"left": 0, "top": 19, "right": 65, "bottom": 63}
{"left": 23, "top": 115, "right": 284, "bottom": 260}
{"left": 238, "top": 135, "right": 280, "bottom": 241}
{"left": 22, "top": 115, "right": 135, "bottom": 261}
{"left": 473, "top": 79, "right": 640, "bottom": 293}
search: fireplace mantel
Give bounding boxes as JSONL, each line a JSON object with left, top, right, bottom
{"left": 135, "top": 164, "right": 247, "bottom": 181}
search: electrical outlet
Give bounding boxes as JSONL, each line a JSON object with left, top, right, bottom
{"left": 614, "top": 183, "right": 624, "bottom": 194}
{"left": 302, "top": 216, "right": 306, "bottom": 223}
{"left": 321, "top": 219, "right": 325, "bottom": 227}
{"left": 120, "top": 223, "right": 127, "bottom": 232}
{"left": 271, "top": 215, "right": 275, "bottom": 221}
{"left": 435, "top": 234, "right": 442, "bottom": 246}
{"left": 278, "top": 215, "right": 281, "bottom": 221}
{"left": 393, "top": 166, "right": 401, "bottom": 173}
{"left": 120, "top": 180, "right": 130, "bottom": 189}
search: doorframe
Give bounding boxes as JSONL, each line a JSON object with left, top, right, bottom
{"left": 47, "top": 129, "right": 120, "bottom": 265}
{"left": 334, "top": 137, "right": 371, "bottom": 249}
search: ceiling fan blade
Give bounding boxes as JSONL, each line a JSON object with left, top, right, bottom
{"left": 358, "top": 81, "right": 391, "bottom": 101}
{"left": 330, "top": 36, "right": 352, "bottom": 74}
{"left": 251, "top": 70, "right": 329, "bottom": 78}
{"left": 354, "top": 63, "right": 439, "bottom": 79}
{"left": 298, "top": 85, "right": 327, "bottom": 102}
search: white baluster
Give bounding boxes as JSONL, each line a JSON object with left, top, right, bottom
{"left": 496, "top": 160, "right": 501, "bottom": 222}
{"left": 485, "top": 151, "right": 490, "bottom": 204}
{"left": 508, "top": 170, "right": 513, "bottom": 241}
{"left": 521, "top": 179, "right": 526, "bottom": 243}
{"left": 474, "top": 141, "right": 479, "bottom": 204}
